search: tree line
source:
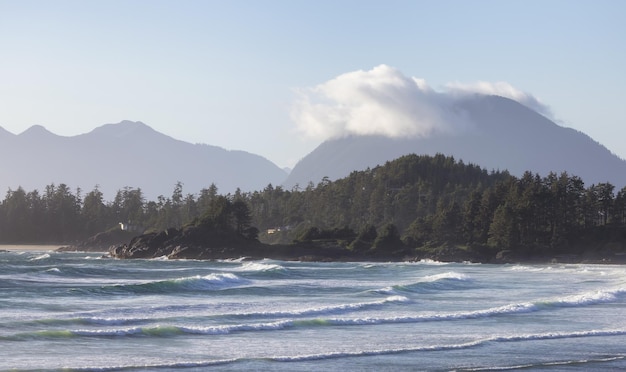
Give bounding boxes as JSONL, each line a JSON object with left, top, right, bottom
{"left": 2, "top": 154, "right": 626, "bottom": 258}
{"left": 0, "top": 181, "right": 221, "bottom": 243}
{"left": 245, "top": 154, "right": 626, "bottom": 256}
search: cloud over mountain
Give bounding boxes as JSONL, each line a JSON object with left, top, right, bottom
{"left": 445, "top": 80, "right": 553, "bottom": 119}
{"left": 292, "top": 65, "right": 552, "bottom": 140}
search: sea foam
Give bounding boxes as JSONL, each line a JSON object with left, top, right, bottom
{"left": 106, "top": 273, "right": 249, "bottom": 293}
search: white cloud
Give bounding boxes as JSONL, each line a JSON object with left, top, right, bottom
{"left": 292, "top": 65, "right": 552, "bottom": 141}
{"left": 445, "top": 80, "right": 553, "bottom": 119}
{"left": 291, "top": 65, "right": 467, "bottom": 140}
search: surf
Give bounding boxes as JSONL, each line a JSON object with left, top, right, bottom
{"left": 96, "top": 273, "right": 250, "bottom": 294}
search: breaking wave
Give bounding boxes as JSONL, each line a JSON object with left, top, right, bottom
{"left": 331, "top": 287, "right": 626, "bottom": 326}
{"left": 9, "top": 288, "right": 623, "bottom": 342}
{"left": 270, "top": 329, "right": 626, "bottom": 362}
{"left": 29, "top": 253, "right": 51, "bottom": 261}
{"left": 103, "top": 273, "right": 249, "bottom": 293}
{"left": 376, "top": 271, "right": 472, "bottom": 294}
{"left": 227, "top": 295, "right": 410, "bottom": 318}
{"left": 234, "top": 262, "right": 287, "bottom": 273}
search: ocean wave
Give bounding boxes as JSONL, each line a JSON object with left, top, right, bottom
{"left": 4, "top": 320, "right": 297, "bottom": 341}
{"left": 270, "top": 340, "right": 485, "bottom": 362}
{"left": 59, "top": 358, "right": 240, "bottom": 372}
{"left": 77, "top": 316, "right": 149, "bottom": 326}
{"left": 25, "top": 316, "right": 146, "bottom": 327}
{"left": 320, "top": 303, "right": 535, "bottom": 326}
{"left": 219, "top": 256, "right": 249, "bottom": 263}
{"left": 270, "top": 329, "right": 626, "bottom": 363}
{"left": 226, "top": 295, "right": 410, "bottom": 318}
{"left": 8, "top": 315, "right": 626, "bottom": 344}
{"left": 508, "top": 264, "right": 613, "bottom": 276}
{"left": 542, "top": 287, "right": 626, "bottom": 307}
{"left": 460, "top": 355, "right": 626, "bottom": 371}
{"left": 509, "top": 265, "right": 548, "bottom": 272}
{"left": 234, "top": 262, "right": 287, "bottom": 273}
{"left": 82, "top": 255, "right": 104, "bottom": 260}
{"left": 490, "top": 328, "right": 626, "bottom": 342}
{"left": 103, "top": 273, "right": 249, "bottom": 293}
{"left": 361, "top": 259, "right": 450, "bottom": 269}
{"left": 29, "top": 253, "right": 51, "bottom": 261}
{"left": 22, "top": 288, "right": 620, "bottom": 334}
{"left": 13, "top": 296, "right": 410, "bottom": 330}
{"left": 415, "top": 259, "right": 450, "bottom": 265}
{"left": 171, "top": 273, "right": 247, "bottom": 290}
{"left": 51, "top": 350, "right": 626, "bottom": 372}
{"left": 322, "top": 287, "right": 626, "bottom": 326}
{"left": 375, "top": 271, "right": 471, "bottom": 294}
{"left": 421, "top": 271, "right": 470, "bottom": 282}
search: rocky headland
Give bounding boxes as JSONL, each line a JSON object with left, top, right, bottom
{"left": 105, "top": 226, "right": 626, "bottom": 264}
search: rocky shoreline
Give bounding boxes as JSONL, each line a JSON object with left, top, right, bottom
{"left": 105, "top": 231, "right": 626, "bottom": 265}
{"left": 54, "top": 225, "right": 626, "bottom": 265}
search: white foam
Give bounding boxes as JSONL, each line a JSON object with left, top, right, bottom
{"left": 547, "top": 287, "right": 626, "bottom": 307}
{"left": 179, "top": 320, "right": 294, "bottom": 335}
{"left": 416, "top": 259, "right": 449, "bottom": 265}
{"left": 228, "top": 295, "right": 410, "bottom": 318}
{"left": 490, "top": 328, "right": 626, "bottom": 342}
{"left": 219, "top": 256, "right": 249, "bottom": 262}
{"left": 71, "top": 327, "right": 146, "bottom": 337}
{"left": 420, "top": 271, "right": 469, "bottom": 282}
{"left": 271, "top": 339, "right": 485, "bottom": 362}
{"left": 173, "top": 273, "right": 247, "bottom": 290}
{"left": 321, "top": 288, "right": 626, "bottom": 326}
{"left": 270, "top": 328, "right": 626, "bottom": 363}
{"left": 67, "top": 358, "right": 239, "bottom": 371}
{"left": 323, "top": 302, "right": 537, "bottom": 326}
{"left": 30, "top": 253, "right": 51, "bottom": 261}
{"left": 235, "top": 262, "right": 286, "bottom": 272}
{"left": 376, "top": 286, "right": 399, "bottom": 295}
{"left": 81, "top": 316, "right": 145, "bottom": 326}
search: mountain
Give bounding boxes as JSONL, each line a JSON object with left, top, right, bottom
{"left": 0, "top": 120, "right": 288, "bottom": 200}
{"left": 284, "top": 95, "right": 626, "bottom": 190}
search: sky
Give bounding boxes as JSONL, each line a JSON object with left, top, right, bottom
{"left": 1, "top": 0, "right": 624, "bottom": 169}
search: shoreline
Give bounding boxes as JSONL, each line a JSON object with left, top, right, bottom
{"left": 0, "top": 245, "right": 62, "bottom": 252}
{"left": 2, "top": 244, "right": 625, "bottom": 266}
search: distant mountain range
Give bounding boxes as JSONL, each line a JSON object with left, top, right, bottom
{"left": 284, "top": 95, "right": 626, "bottom": 190}
{"left": 0, "top": 121, "right": 287, "bottom": 200}
{"left": 3, "top": 95, "right": 625, "bottom": 202}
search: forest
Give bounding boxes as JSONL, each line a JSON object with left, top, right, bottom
{"left": 1, "top": 153, "right": 626, "bottom": 259}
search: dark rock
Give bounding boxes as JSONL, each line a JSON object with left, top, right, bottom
{"left": 57, "top": 228, "right": 139, "bottom": 252}
{"left": 109, "top": 224, "right": 265, "bottom": 260}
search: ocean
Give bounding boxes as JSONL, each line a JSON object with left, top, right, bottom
{"left": 1, "top": 247, "right": 625, "bottom": 371}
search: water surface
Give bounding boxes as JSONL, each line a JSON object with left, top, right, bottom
{"left": 1, "top": 249, "right": 625, "bottom": 371}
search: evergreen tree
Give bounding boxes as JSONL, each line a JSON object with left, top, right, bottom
{"left": 487, "top": 203, "right": 517, "bottom": 250}
{"left": 372, "top": 223, "right": 403, "bottom": 251}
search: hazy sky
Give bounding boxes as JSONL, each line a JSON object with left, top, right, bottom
{"left": 1, "top": 0, "right": 624, "bottom": 168}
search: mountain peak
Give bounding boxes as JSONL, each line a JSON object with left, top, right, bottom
{"left": 285, "top": 94, "right": 626, "bottom": 190}
{"left": 0, "top": 120, "right": 287, "bottom": 200}
{"left": 88, "top": 120, "right": 159, "bottom": 139}
{"left": 18, "top": 125, "right": 56, "bottom": 138}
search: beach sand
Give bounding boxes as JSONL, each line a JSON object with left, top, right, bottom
{"left": 0, "top": 245, "right": 62, "bottom": 252}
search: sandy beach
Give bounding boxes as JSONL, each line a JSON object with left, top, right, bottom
{"left": 0, "top": 245, "right": 62, "bottom": 252}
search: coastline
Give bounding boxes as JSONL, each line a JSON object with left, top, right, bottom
{"left": 1, "top": 243, "right": 624, "bottom": 265}
{"left": 0, "top": 244, "right": 62, "bottom": 252}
